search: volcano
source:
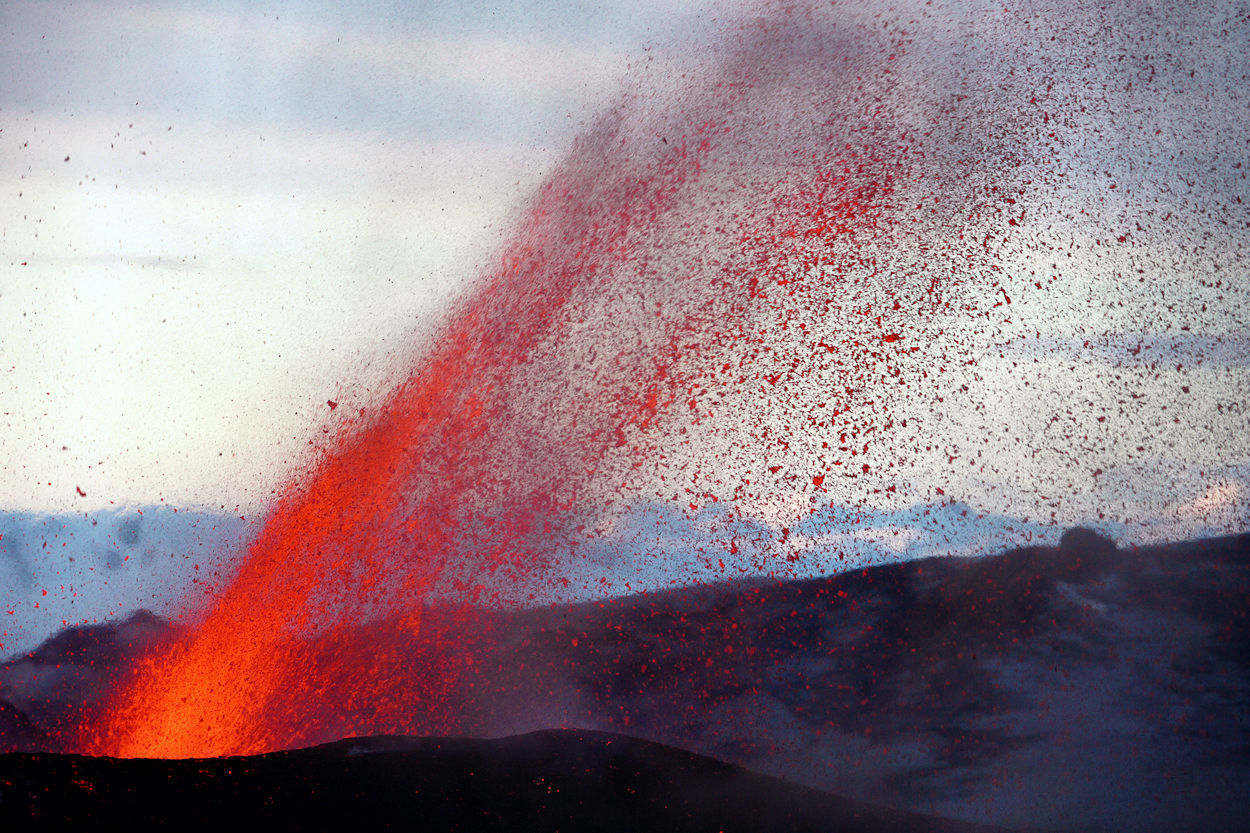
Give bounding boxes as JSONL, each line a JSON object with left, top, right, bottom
{"left": 2, "top": 0, "right": 1247, "bottom": 830}
{"left": 81, "top": 0, "right": 1062, "bottom": 759}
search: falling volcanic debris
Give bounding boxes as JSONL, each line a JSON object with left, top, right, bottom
{"left": 78, "top": 0, "right": 1245, "bottom": 758}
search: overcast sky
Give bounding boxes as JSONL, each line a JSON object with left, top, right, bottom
{"left": 0, "top": 0, "right": 745, "bottom": 513}
{"left": 1, "top": 0, "right": 1247, "bottom": 545}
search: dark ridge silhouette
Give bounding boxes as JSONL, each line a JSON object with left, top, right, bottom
{"left": 1058, "top": 526, "right": 1117, "bottom": 564}
{"left": 0, "top": 610, "right": 181, "bottom": 752}
{"left": 0, "top": 699, "right": 42, "bottom": 752}
{"left": 0, "top": 730, "right": 1005, "bottom": 832}
{"left": 3, "top": 532, "right": 1247, "bottom": 831}
{"left": 18, "top": 609, "right": 173, "bottom": 668}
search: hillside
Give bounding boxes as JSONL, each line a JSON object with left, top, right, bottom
{"left": 3, "top": 530, "right": 1246, "bottom": 831}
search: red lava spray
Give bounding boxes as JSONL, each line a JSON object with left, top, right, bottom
{"left": 87, "top": 3, "right": 1049, "bottom": 758}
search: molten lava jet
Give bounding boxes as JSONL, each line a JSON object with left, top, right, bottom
{"left": 87, "top": 3, "right": 1051, "bottom": 758}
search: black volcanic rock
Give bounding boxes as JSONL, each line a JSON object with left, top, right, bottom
{"left": 1058, "top": 526, "right": 1117, "bottom": 562}
{"left": 18, "top": 608, "right": 171, "bottom": 667}
{"left": 0, "top": 730, "right": 1004, "bottom": 832}
{"left": 0, "top": 609, "right": 178, "bottom": 752}
{"left": 0, "top": 698, "right": 44, "bottom": 752}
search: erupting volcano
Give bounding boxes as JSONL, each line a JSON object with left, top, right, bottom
{"left": 35, "top": 4, "right": 1238, "bottom": 800}
{"left": 81, "top": 5, "right": 1039, "bottom": 759}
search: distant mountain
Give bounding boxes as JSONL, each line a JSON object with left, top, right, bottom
{"left": 3, "top": 530, "right": 1246, "bottom": 832}
{"left": 524, "top": 498, "right": 1066, "bottom": 603}
{"left": 0, "top": 498, "right": 1071, "bottom": 656}
{"left": 0, "top": 609, "right": 181, "bottom": 752}
{"left": 0, "top": 498, "right": 1198, "bottom": 641}
{"left": 0, "top": 506, "right": 250, "bottom": 654}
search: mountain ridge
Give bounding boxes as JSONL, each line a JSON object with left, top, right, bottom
{"left": 3, "top": 530, "right": 1246, "bottom": 831}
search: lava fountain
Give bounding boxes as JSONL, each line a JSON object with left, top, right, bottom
{"left": 87, "top": 2, "right": 1057, "bottom": 758}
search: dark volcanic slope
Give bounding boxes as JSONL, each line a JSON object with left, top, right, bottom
{"left": 3, "top": 530, "right": 1247, "bottom": 832}
{"left": 0, "top": 609, "right": 178, "bottom": 752}
{"left": 462, "top": 531, "right": 1250, "bottom": 833}
{"left": 0, "top": 730, "right": 1002, "bottom": 832}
